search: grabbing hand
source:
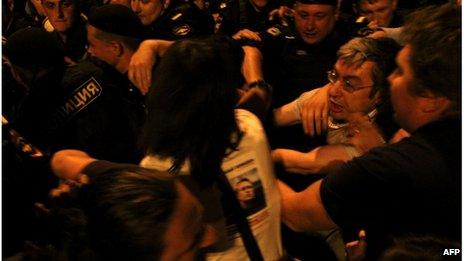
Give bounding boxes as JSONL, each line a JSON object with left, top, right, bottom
{"left": 345, "top": 230, "right": 367, "bottom": 261}
{"left": 233, "top": 29, "right": 262, "bottom": 42}
{"left": 300, "top": 84, "right": 330, "bottom": 136}
{"left": 268, "top": 6, "right": 294, "bottom": 22}
{"left": 346, "top": 113, "right": 385, "bottom": 153}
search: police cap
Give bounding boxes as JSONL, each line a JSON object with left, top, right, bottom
{"left": 88, "top": 4, "right": 144, "bottom": 39}
{"left": 295, "top": 0, "right": 337, "bottom": 5}
{"left": 4, "top": 27, "right": 64, "bottom": 69}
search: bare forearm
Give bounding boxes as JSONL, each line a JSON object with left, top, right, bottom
{"left": 273, "top": 149, "right": 323, "bottom": 174}
{"left": 242, "top": 46, "right": 263, "bottom": 83}
{"left": 273, "top": 100, "right": 300, "bottom": 127}
{"left": 140, "top": 39, "right": 173, "bottom": 57}
{"left": 278, "top": 180, "right": 336, "bottom": 231}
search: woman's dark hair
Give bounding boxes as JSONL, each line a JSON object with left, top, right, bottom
{"left": 25, "top": 167, "right": 177, "bottom": 261}
{"left": 141, "top": 35, "right": 245, "bottom": 187}
{"left": 84, "top": 167, "right": 177, "bottom": 261}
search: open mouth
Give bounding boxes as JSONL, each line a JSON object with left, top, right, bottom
{"left": 329, "top": 99, "right": 343, "bottom": 113}
{"left": 303, "top": 31, "right": 318, "bottom": 37}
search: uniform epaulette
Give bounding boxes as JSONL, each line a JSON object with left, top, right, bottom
{"left": 43, "top": 18, "right": 54, "bottom": 32}
{"left": 218, "top": 0, "right": 235, "bottom": 11}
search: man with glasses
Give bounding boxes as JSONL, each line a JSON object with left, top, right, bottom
{"left": 272, "top": 36, "right": 399, "bottom": 174}
{"left": 278, "top": 3, "right": 461, "bottom": 260}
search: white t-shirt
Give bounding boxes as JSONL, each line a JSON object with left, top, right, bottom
{"left": 140, "top": 109, "right": 283, "bottom": 260}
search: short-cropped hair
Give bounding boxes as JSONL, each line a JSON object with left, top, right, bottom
{"left": 401, "top": 3, "right": 461, "bottom": 110}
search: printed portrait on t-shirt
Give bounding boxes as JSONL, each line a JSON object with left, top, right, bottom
{"left": 232, "top": 168, "right": 266, "bottom": 216}
{"left": 222, "top": 154, "right": 269, "bottom": 238}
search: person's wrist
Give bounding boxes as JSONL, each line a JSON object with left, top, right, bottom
{"left": 246, "top": 79, "right": 273, "bottom": 94}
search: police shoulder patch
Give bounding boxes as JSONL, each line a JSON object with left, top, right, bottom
{"left": 296, "top": 49, "right": 307, "bottom": 56}
{"left": 43, "top": 18, "right": 55, "bottom": 32}
{"left": 55, "top": 77, "right": 103, "bottom": 123}
{"left": 171, "top": 13, "right": 183, "bottom": 21}
{"left": 173, "top": 24, "right": 192, "bottom": 36}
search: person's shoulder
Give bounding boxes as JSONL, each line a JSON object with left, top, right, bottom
{"left": 411, "top": 118, "right": 461, "bottom": 157}
{"left": 59, "top": 60, "right": 108, "bottom": 106}
{"left": 62, "top": 60, "right": 105, "bottom": 88}
{"left": 335, "top": 132, "right": 447, "bottom": 181}
{"left": 160, "top": 2, "right": 215, "bottom": 39}
{"left": 257, "top": 23, "right": 295, "bottom": 53}
{"left": 64, "top": 59, "right": 104, "bottom": 79}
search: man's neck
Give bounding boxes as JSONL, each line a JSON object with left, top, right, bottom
{"left": 114, "top": 49, "right": 135, "bottom": 74}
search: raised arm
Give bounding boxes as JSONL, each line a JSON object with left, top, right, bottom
{"left": 241, "top": 45, "right": 264, "bottom": 84}
{"left": 236, "top": 46, "right": 271, "bottom": 121}
{"left": 128, "top": 39, "right": 173, "bottom": 94}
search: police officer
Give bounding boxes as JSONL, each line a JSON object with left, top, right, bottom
{"left": 213, "top": 0, "right": 282, "bottom": 35}
{"left": 56, "top": 4, "right": 147, "bottom": 163}
{"left": 5, "top": 10, "right": 146, "bottom": 164}
{"left": 41, "top": 0, "right": 88, "bottom": 63}
{"left": 131, "top": 0, "right": 214, "bottom": 40}
{"left": 353, "top": 0, "right": 404, "bottom": 28}
{"left": 259, "top": 0, "right": 353, "bottom": 108}
{"left": 3, "top": 28, "right": 66, "bottom": 256}
{"left": 4, "top": 27, "right": 66, "bottom": 151}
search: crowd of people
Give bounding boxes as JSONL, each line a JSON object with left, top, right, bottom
{"left": 2, "top": 0, "right": 460, "bottom": 260}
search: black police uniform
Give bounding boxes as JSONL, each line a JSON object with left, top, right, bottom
{"left": 46, "top": 14, "right": 88, "bottom": 63}
{"left": 145, "top": 1, "right": 215, "bottom": 40}
{"left": 14, "top": 58, "right": 145, "bottom": 164}
{"left": 54, "top": 58, "right": 146, "bottom": 163}
{"left": 12, "top": 67, "right": 66, "bottom": 151}
{"left": 214, "top": 0, "right": 281, "bottom": 35}
{"left": 3, "top": 9, "right": 41, "bottom": 38}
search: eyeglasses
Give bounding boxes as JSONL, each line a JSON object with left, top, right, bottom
{"left": 327, "top": 70, "right": 374, "bottom": 93}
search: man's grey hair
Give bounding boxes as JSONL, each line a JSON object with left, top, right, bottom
{"left": 336, "top": 37, "right": 400, "bottom": 98}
